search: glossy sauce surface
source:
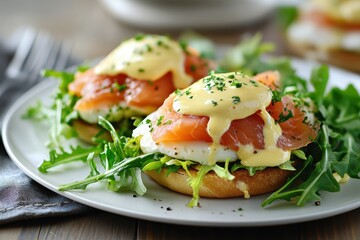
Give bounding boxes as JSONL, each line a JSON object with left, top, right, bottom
{"left": 94, "top": 34, "right": 192, "bottom": 88}
{"left": 171, "top": 72, "right": 290, "bottom": 166}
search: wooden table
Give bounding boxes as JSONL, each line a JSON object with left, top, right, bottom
{"left": 1, "top": 1, "right": 359, "bottom": 239}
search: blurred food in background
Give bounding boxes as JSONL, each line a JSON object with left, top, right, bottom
{"left": 279, "top": 0, "right": 360, "bottom": 73}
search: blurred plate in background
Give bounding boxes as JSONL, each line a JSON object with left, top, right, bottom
{"left": 99, "top": 0, "right": 278, "bottom": 30}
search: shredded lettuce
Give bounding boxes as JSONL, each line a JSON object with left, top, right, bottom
{"left": 187, "top": 161, "right": 234, "bottom": 207}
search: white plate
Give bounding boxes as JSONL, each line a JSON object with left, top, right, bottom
{"left": 2, "top": 58, "right": 360, "bottom": 227}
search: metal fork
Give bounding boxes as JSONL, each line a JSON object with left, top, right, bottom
{"left": 0, "top": 28, "right": 72, "bottom": 125}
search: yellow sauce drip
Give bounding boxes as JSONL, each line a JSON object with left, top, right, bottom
{"left": 238, "top": 108, "right": 291, "bottom": 167}
{"left": 94, "top": 35, "right": 192, "bottom": 89}
{"left": 333, "top": 173, "right": 350, "bottom": 184}
{"left": 236, "top": 181, "right": 250, "bottom": 199}
{"left": 173, "top": 72, "right": 291, "bottom": 166}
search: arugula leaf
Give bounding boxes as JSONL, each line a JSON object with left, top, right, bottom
{"left": 344, "top": 134, "right": 360, "bottom": 178}
{"left": 57, "top": 117, "right": 161, "bottom": 195}
{"left": 309, "top": 64, "right": 329, "bottom": 106}
{"left": 22, "top": 100, "right": 49, "bottom": 121}
{"left": 25, "top": 69, "right": 80, "bottom": 148}
{"left": 46, "top": 99, "right": 78, "bottom": 149}
{"left": 178, "top": 31, "right": 216, "bottom": 59}
{"left": 219, "top": 33, "right": 274, "bottom": 74}
{"left": 262, "top": 156, "right": 314, "bottom": 207}
{"left": 59, "top": 152, "right": 160, "bottom": 192}
{"left": 295, "top": 126, "right": 340, "bottom": 206}
{"left": 42, "top": 69, "right": 74, "bottom": 93}
{"left": 87, "top": 152, "right": 100, "bottom": 177}
{"left": 38, "top": 144, "right": 103, "bottom": 173}
{"left": 262, "top": 65, "right": 360, "bottom": 207}
{"left": 276, "top": 6, "right": 298, "bottom": 29}
{"left": 323, "top": 85, "right": 360, "bottom": 131}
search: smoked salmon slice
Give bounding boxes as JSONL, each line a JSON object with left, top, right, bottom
{"left": 151, "top": 72, "right": 318, "bottom": 152}
{"left": 69, "top": 51, "right": 214, "bottom": 114}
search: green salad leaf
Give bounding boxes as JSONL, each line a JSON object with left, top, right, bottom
{"left": 179, "top": 31, "right": 216, "bottom": 60}
{"left": 219, "top": 33, "right": 274, "bottom": 74}
{"left": 276, "top": 6, "right": 298, "bottom": 29}
{"left": 262, "top": 64, "right": 360, "bottom": 207}
{"left": 38, "top": 144, "right": 104, "bottom": 173}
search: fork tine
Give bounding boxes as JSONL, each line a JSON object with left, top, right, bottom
{"left": 28, "top": 38, "right": 72, "bottom": 85}
{"left": 54, "top": 40, "right": 72, "bottom": 70}
{"left": 0, "top": 29, "right": 72, "bottom": 127}
{"left": 5, "top": 28, "right": 36, "bottom": 79}
{"left": 27, "top": 35, "right": 56, "bottom": 84}
{"left": 0, "top": 29, "right": 72, "bottom": 99}
{"left": 22, "top": 32, "right": 54, "bottom": 84}
{"left": 42, "top": 39, "right": 62, "bottom": 70}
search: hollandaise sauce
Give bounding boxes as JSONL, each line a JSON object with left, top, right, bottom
{"left": 173, "top": 72, "right": 291, "bottom": 166}
{"left": 94, "top": 34, "right": 192, "bottom": 88}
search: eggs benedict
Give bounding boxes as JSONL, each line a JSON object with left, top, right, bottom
{"left": 285, "top": 0, "right": 360, "bottom": 72}
{"left": 132, "top": 71, "right": 318, "bottom": 204}
{"left": 68, "top": 34, "right": 214, "bottom": 143}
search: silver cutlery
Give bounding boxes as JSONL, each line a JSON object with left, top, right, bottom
{"left": 0, "top": 28, "right": 72, "bottom": 126}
